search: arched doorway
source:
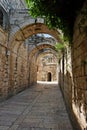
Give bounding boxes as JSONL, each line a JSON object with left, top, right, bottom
{"left": 47, "top": 72, "right": 52, "bottom": 81}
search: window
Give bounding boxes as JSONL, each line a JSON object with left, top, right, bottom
{"left": 0, "top": 10, "right": 3, "bottom": 26}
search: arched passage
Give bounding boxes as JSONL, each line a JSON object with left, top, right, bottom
{"left": 0, "top": 1, "right": 87, "bottom": 129}
{"left": 9, "top": 23, "right": 61, "bottom": 51}
{"left": 36, "top": 48, "right": 58, "bottom": 82}
{"left": 28, "top": 43, "right": 57, "bottom": 83}
{"left": 8, "top": 23, "right": 61, "bottom": 87}
{"left": 7, "top": 21, "right": 61, "bottom": 99}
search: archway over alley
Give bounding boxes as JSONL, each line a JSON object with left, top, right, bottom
{"left": 0, "top": 0, "right": 87, "bottom": 130}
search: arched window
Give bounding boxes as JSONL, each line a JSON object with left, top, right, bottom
{"left": 47, "top": 72, "right": 52, "bottom": 81}
{"left": 0, "top": 10, "right": 3, "bottom": 26}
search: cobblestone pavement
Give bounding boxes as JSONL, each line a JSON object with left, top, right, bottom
{"left": 0, "top": 82, "right": 73, "bottom": 130}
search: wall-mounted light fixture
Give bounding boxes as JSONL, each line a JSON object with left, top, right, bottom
{"left": 35, "top": 18, "right": 44, "bottom": 23}
{"left": 6, "top": 50, "right": 10, "bottom": 56}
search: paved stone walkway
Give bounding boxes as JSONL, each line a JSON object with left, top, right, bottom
{"left": 0, "top": 82, "right": 73, "bottom": 130}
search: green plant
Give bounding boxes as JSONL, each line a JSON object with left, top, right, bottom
{"left": 55, "top": 43, "right": 65, "bottom": 51}
{"left": 54, "top": 33, "right": 69, "bottom": 60}
{"left": 26, "top": 0, "right": 85, "bottom": 42}
{"left": 55, "top": 33, "right": 69, "bottom": 51}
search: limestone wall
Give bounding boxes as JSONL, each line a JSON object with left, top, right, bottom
{"left": 37, "top": 54, "right": 58, "bottom": 81}
{"left": 59, "top": 1, "right": 87, "bottom": 129}
{"left": 37, "top": 63, "right": 57, "bottom": 81}
{"left": 0, "top": 28, "right": 38, "bottom": 101}
{"left": 0, "top": 0, "right": 26, "bottom": 11}
{"left": 0, "top": 0, "right": 57, "bottom": 101}
{"left": 0, "top": 28, "right": 8, "bottom": 101}
{"left": 29, "top": 55, "right": 37, "bottom": 85}
{"left": 71, "top": 1, "right": 87, "bottom": 129}
{"left": 59, "top": 47, "right": 72, "bottom": 109}
{"left": 9, "top": 44, "right": 29, "bottom": 95}
{"left": 0, "top": 0, "right": 87, "bottom": 129}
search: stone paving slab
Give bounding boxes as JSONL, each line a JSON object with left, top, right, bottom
{"left": 0, "top": 82, "right": 73, "bottom": 130}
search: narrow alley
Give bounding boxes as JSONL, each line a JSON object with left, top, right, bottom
{"left": 0, "top": 1, "right": 87, "bottom": 130}
{"left": 0, "top": 82, "right": 73, "bottom": 130}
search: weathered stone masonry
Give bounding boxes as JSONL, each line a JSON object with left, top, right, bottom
{"left": 59, "top": 1, "right": 87, "bottom": 129}
{"left": 0, "top": 28, "right": 29, "bottom": 100}
{"left": 0, "top": 0, "right": 59, "bottom": 101}
{"left": 0, "top": 0, "right": 87, "bottom": 130}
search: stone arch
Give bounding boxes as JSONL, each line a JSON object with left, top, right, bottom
{"left": 27, "top": 43, "right": 57, "bottom": 82}
{"left": 36, "top": 49, "right": 57, "bottom": 60}
{"left": 9, "top": 23, "right": 61, "bottom": 51}
{"left": 35, "top": 47, "right": 58, "bottom": 82}
{"left": 28, "top": 44, "right": 57, "bottom": 72}
{"left": 8, "top": 22, "right": 60, "bottom": 94}
{"left": 9, "top": 24, "right": 61, "bottom": 80}
{"left": 36, "top": 48, "right": 57, "bottom": 67}
{"left": 28, "top": 43, "right": 56, "bottom": 61}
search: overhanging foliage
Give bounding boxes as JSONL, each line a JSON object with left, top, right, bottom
{"left": 26, "top": 0, "right": 85, "bottom": 42}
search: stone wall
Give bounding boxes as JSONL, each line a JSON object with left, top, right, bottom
{"left": 0, "top": 0, "right": 27, "bottom": 30}
{"left": 0, "top": 0, "right": 26, "bottom": 11}
{"left": 29, "top": 55, "right": 37, "bottom": 85}
{"left": 9, "top": 44, "right": 29, "bottom": 95}
{"left": 72, "top": 1, "right": 87, "bottom": 129}
{"left": 0, "top": 28, "right": 8, "bottom": 101}
{"left": 0, "top": 0, "right": 87, "bottom": 129}
{"left": 37, "top": 54, "right": 58, "bottom": 81}
{"left": 37, "top": 62, "right": 58, "bottom": 81}
{"left": 59, "top": 1, "right": 87, "bottom": 129}
{"left": 0, "top": 27, "right": 38, "bottom": 101}
{"left": 59, "top": 47, "right": 73, "bottom": 110}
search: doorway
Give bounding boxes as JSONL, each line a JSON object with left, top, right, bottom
{"left": 47, "top": 72, "right": 52, "bottom": 81}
